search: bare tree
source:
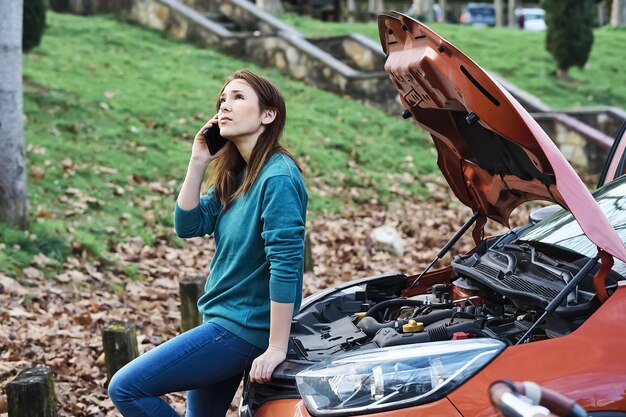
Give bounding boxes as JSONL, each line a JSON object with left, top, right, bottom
{"left": 611, "top": 0, "right": 626, "bottom": 25}
{"left": 0, "top": 0, "right": 28, "bottom": 228}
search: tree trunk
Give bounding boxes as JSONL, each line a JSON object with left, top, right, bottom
{"left": 494, "top": 0, "right": 504, "bottom": 27}
{"left": 425, "top": 0, "right": 434, "bottom": 21}
{"left": 346, "top": 0, "right": 356, "bottom": 22}
{"left": 597, "top": 0, "right": 606, "bottom": 26}
{"left": 0, "top": 0, "right": 28, "bottom": 229}
{"left": 611, "top": 0, "right": 626, "bottom": 25}
{"left": 556, "top": 67, "right": 571, "bottom": 82}
{"left": 412, "top": 0, "right": 423, "bottom": 17}
{"left": 410, "top": 0, "right": 433, "bottom": 21}
{"left": 508, "top": 0, "right": 518, "bottom": 28}
{"left": 367, "top": 0, "right": 383, "bottom": 15}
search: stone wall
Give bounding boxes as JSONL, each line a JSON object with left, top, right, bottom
{"left": 535, "top": 113, "right": 614, "bottom": 174}
{"left": 559, "top": 107, "right": 626, "bottom": 139}
{"left": 214, "top": 0, "right": 401, "bottom": 112}
{"left": 241, "top": 32, "right": 401, "bottom": 112}
{"left": 47, "top": 0, "right": 401, "bottom": 113}
{"left": 124, "top": 0, "right": 245, "bottom": 55}
{"left": 309, "top": 33, "right": 386, "bottom": 72}
{"left": 217, "top": 0, "right": 301, "bottom": 36}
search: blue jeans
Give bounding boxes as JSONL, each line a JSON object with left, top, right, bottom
{"left": 108, "top": 322, "right": 263, "bottom": 417}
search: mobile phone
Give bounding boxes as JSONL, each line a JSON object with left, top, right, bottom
{"left": 203, "top": 124, "right": 228, "bottom": 155}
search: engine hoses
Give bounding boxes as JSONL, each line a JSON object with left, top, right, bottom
{"left": 358, "top": 309, "right": 457, "bottom": 337}
{"left": 364, "top": 298, "right": 452, "bottom": 320}
{"left": 373, "top": 322, "right": 485, "bottom": 347}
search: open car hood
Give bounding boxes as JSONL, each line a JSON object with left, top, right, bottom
{"left": 379, "top": 12, "right": 626, "bottom": 263}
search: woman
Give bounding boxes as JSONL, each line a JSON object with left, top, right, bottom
{"left": 108, "top": 69, "right": 308, "bottom": 417}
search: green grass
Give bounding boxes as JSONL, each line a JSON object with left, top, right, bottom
{"left": 280, "top": 13, "right": 626, "bottom": 109}
{"left": 1, "top": 12, "right": 437, "bottom": 278}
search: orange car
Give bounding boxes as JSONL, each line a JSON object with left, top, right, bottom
{"left": 239, "top": 12, "right": 626, "bottom": 417}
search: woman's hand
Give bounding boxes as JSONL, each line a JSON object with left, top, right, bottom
{"left": 191, "top": 115, "right": 226, "bottom": 165}
{"left": 249, "top": 346, "right": 287, "bottom": 384}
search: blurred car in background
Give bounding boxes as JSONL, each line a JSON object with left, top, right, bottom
{"left": 460, "top": 2, "right": 496, "bottom": 26}
{"left": 516, "top": 7, "right": 547, "bottom": 31}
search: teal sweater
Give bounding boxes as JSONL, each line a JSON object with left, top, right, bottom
{"left": 174, "top": 153, "right": 308, "bottom": 349}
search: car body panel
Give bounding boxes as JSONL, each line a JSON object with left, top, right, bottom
{"left": 282, "top": 396, "right": 463, "bottom": 417}
{"left": 599, "top": 121, "right": 626, "bottom": 186}
{"left": 377, "top": 12, "right": 626, "bottom": 263}
{"left": 251, "top": 283, "right": 626, "bottom": 417}
{"left": 460, "top": 3, "right": 496, "bottom": 26}
{"left": 254, "top": 399, "right": 302, "bottom": 417}
{"left": 448, "top": 282, "right": 626, "bottom": 415}
{"left": 516, "top": 8, "right": 547, "bottom": 31}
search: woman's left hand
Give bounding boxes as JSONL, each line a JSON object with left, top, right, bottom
{"left": 249, "top": 346, "right": 287, "bottom": 384}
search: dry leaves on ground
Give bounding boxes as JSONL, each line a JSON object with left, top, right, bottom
{"left": 0, "top": 182, "right": 530, "bottom": 417}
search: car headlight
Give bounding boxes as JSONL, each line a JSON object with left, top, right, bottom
{"left": 295, "top": 338, "right": 506, "bottom": 416}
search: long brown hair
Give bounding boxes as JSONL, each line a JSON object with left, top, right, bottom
{"left": 206, "top": 70, "right": 301, "bottom": 209}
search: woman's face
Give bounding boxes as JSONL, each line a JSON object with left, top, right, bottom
{"left": 217, "top": 79, "right": 267, "bottom": 143}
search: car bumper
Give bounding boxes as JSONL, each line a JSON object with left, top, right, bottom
{"left": 251, "top": 397, "right": 464, "bottom": 417}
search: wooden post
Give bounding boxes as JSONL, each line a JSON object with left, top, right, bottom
{"left": 179, "top": 277, "right": 205, "bottom": 332}
{"left": 304, "top": 229, "right": 314, "bottom": 273}
{"left": 6, "top": 367, "right": 58, "bottom": 417}
{"left": 102, "top": 320, "right": 139, "bottom": 385}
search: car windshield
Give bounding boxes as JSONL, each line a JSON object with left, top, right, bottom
{"left": 518, "top": 175, "right": 626, "bottom": 275}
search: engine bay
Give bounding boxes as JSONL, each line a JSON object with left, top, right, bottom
{"left": 284, "top": 239, "right": 619, "bottom": 363}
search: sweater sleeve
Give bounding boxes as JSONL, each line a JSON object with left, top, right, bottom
{"left": 261, "top": 174, "right": 307, "bottom": 304}
{"left": 174, "top": 186, "right": 222, "bottom": 238}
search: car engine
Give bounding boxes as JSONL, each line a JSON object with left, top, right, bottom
{"left": 283, "top": 240, "right": 616, "bottom": 364}
{"left": 239, "top": 238, "right": 621, "bottom": 417}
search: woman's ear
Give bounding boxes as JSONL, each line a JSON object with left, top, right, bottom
{"left": 261, "top": 108, "right": 277, "bottom": 125}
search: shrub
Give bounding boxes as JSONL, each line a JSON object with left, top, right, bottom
{"left": 543, "top": 0, "right": 595, "bottom": 79}
{"left": 23, "top": 0, "right": 47, "bottom": 52}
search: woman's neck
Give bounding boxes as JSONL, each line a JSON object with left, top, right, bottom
{"left": 233, "top": 131, "right": 262, "bottom": 164}
{"left": 235, "top": 140, "right": 255, "bottom": 164}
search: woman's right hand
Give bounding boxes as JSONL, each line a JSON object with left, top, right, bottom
{"left": 191, "top": 115, "right": 226, "bottom": 166}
